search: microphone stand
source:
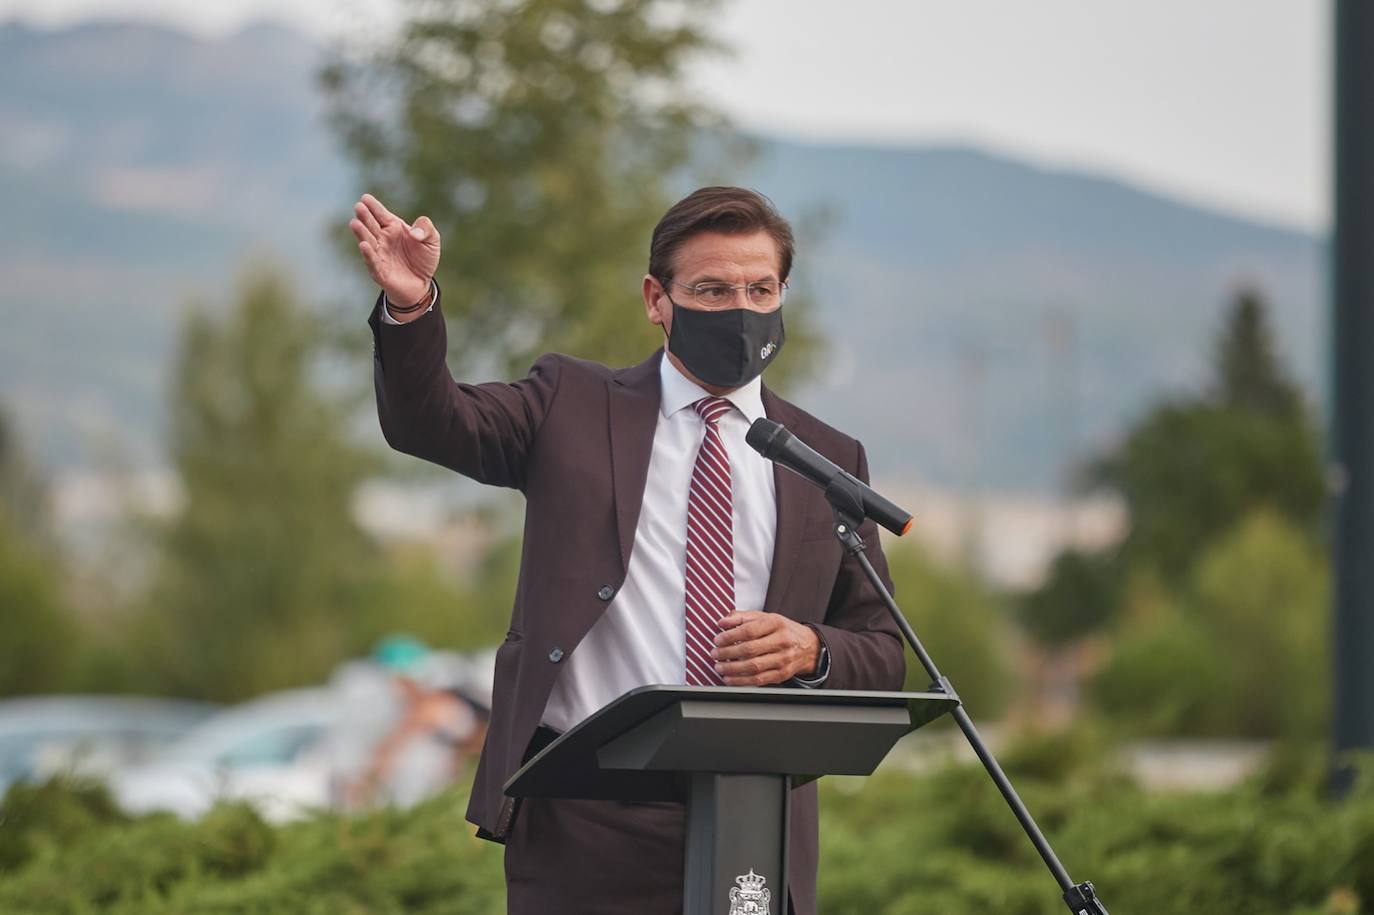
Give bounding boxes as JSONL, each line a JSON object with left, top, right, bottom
{"left": 824, "top": 477, "right": 1110, "bottom": 915}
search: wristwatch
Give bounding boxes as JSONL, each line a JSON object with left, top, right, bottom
{"left": 792, "top": 623, "right": 830, "bottom": 687}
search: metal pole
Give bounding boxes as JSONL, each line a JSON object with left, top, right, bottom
{"left": 1331, "top": 0, "right": 1374, "bottom": 792}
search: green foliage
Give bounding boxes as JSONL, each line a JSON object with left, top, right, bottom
{"left": 9, "top": 745, "right": 1374, "bottom": 915}
{"left": 0, "top": 777, "right": 505, "bottom": 915}
{"left": 0, "top": 284, "right": 527, "bottom": 697}
{"left": 1020, "top": 288, "right": 1331, "bottom": 739}
{"left": 0, "top": 521, "right": 76, "bottom": 696}
{"left": 818, "top": 743, "right": 1374, "bottom": 915}
{"left": 1213, "top": 287, "right": 1307, "bottom": 419}
{"left": 0, "top": 407, "right": 49, "bottom": 542}
{"left": 142, "top": 269, "right": 384, "bottom": 700}
{"left": 1087, "top": 287, "right": 1324, "bottom": 581}
{"left": 1090, "top": 571, "right": 1239, "bottom": 736}
{"left": 1092, "top": 511, "right": 1329, "bottom": 739}
{"left": 1020, "top": 547, "right": 1122, "bottom": 646}
{"left": 0, "top": 407, "right": 78, "bottom": 697}
{"left": 322, "top": 0, "right": 823, "bottom": 390}
{"left": 884, "top": 541, "right": 1014, "bottom": 718}
{"left": 1090, "top": 403, "right": 1325, "bottom": 582}
{"left": 0, "top": 777, "right": 128, "bottom": 872}
{"left": 352, "top": 534, "right": 524, "bottom": 655}
{"left": 1022, "top": 283, "right": 1326, "bottom": 753}
{"left": 1190, "top": 512, "right": 1329, "bottom": 738}
{"left": 321, "top": 0, "right": 726, "bottom": 376}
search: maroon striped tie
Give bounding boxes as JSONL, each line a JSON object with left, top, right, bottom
{"left": 684, "top": 396, "right": 735, "bottom": 686}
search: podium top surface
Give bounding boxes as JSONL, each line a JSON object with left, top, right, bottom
{"left": 505, "top": 684, "right": 956, "bottom": 802}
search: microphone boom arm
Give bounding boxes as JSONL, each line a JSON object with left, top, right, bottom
{"left": 825, "top": 477, "right": 1110, "bottom": 915}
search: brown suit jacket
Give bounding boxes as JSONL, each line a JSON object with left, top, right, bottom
{"left": 368, "top": 292, "right": 905, "bottom": 911}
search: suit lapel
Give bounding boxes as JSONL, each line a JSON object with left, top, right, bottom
{"left": 608, "top": 350, "right": 664, "bottom": 574}
{"left": 760, "top": 387, "right": 810, "bottom": 616}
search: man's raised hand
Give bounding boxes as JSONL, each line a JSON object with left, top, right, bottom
{"left": 350, "top": 194, "right": 441, "bottom": 316}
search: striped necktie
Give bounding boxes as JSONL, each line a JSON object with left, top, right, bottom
{"left": 684, "top": 396, "right": 735, "bottom": 686}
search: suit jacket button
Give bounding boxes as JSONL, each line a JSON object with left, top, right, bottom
{"left": 548, "top": 647, "right": 564, "bottom": 663}
{"left": 597, "top": 585, "right": 615, "bottom": 601}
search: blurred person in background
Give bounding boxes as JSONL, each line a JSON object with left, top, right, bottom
{"left": 347, "top": 675, "right": 488, "bottom": 809}
{"left": 350, "top": 186, "right": 905, "bottom": 914}
{"left": 333, "top": 635, "right": 488, "bottom": 810}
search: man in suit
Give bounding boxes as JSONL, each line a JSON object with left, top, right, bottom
{"left": 351, "top": 186, "right": 905, "bottom": 914}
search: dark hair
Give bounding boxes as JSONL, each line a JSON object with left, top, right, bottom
{"left": 648, "top": 186, "right": 795, "bottom": 283}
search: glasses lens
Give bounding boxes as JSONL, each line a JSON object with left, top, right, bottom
{"left": 747, "top": 282, "right": 782, "bottom": 306}
{"left": 694, "top": 283, "right": 734, "bottom": 307}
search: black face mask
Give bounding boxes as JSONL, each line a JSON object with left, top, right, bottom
{"left": 666, "top": 300, "right": 785, "bottom": 388}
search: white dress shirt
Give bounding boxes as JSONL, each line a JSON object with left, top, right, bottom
{"left": 541, "top": 355, "right": 784, "bottom": 733}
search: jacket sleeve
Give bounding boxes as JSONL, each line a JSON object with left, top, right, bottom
{"left": 809, "top": 440, "right": 908, "bottom": 691}
{"left": 367, "top": 286, "right": 560, "bottom": 491}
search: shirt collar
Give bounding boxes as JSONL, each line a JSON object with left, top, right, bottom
{"left": 658, "top": 352, "right": 766, "bottom": 424}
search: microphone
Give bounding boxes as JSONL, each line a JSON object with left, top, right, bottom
{"left": 746, "top": 418, "right": 913, "bottom": 537}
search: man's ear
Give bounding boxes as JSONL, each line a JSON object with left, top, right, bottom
{"left": 643, "top": 274, "right": 669, "bottom": 329}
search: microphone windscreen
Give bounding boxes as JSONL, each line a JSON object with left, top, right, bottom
{"left": 746, "top": 417, "right": 788, "bottom": 457}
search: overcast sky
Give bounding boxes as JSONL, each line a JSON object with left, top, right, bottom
{"left": 1, "top": 0, "right": 1330, "bottom": 232}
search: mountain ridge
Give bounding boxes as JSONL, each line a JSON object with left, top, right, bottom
{"left": 0, "top": 19, "right": 1324, "bottom": 492}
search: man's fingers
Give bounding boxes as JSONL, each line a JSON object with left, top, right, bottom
{"left": 349, "top": 218, "right": 376, "bottom": 246}
{"left": 715, "top": 652, "right": 785, "bottom": 675}
{"left": 715, "top": 614, "right": 777, "bottom": 647}
{"left": 720, "top": 652, "right": 792, "bottom": 686}
{"left": 361, "top": 193, "right": 398, "bottom": 226}
{"left": 713, "top": 631, "right": 787, "bottom": 662}
{"left": 716, "top": 610, "right": 761, "bottom": 631}
{"left": 358, "top": 240, "right": 382, "bottom": 276}
{"left": 354, "top": 201, "right": 383, "bottom": 237}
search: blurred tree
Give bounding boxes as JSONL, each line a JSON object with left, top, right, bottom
{"left": 351, "top": 534, "right": 522, "bottom": 655}
{"left": 1188, "top": 510, "right": 1328, "bottom": 738}
{"left": 885, "top": 541, "right": 1014, "bottom": 718}
{"left": 1086, "top": 287, "right": 1324, "bottom": 581}
{"left": 1018, "top": 548, "right": 1121, "bottom": 647}
{"left": 1090, "top": 569, "right": 1237, "bottom": 737}
{"left": 321, "top": 0, "right": 819, "bottom": 390}
{"left": 0, "top": 522, "right": 75, "bottom": 696}
{"left": 0, "top": 411, "right": 74, "bottom": 695}
{"left": 145, "top": 270, "right": 382, "bottom": 700}
{"left": 0, "top": 408, "right": 50, "bottom": 543}
{"left": 1092, "top": 511, "right": 1328, "bottom": 738}
{"left": 1212, "top": 287, "right": 1306, "bottom": 419}
{"left": 321, "top": 0, "right": 722, "bottom": 375}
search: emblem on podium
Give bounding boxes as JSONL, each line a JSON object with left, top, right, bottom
{"left": 727, "top": 869, "right": 771, "bottom": 914}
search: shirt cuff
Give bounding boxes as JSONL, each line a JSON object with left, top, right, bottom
{"left": 380, "top": 279, "right": 437, "bottom": 325}
{"left": 790, "top": 623, "right": 830, "bottom": 689}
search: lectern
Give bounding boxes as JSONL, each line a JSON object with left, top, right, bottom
{"left": 505, "top": 684, "right": 957, "bottom": 915}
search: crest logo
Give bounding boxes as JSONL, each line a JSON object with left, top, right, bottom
{"left": 759, "top": 341, "right": 777, "bottom": 360}
{"left": 727, "top": 869, "right": 771, "bottom": 915}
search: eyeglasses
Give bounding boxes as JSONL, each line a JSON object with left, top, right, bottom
{"left": 668, "top": 280, "right": 788, "bottom": 309}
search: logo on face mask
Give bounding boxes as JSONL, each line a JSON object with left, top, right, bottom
{"left": 760, "top": 341, "right": 777, "bottom": 360}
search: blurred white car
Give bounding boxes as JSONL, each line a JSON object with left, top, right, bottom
{"left": 107, "top": 649, "right": 499, "bottom": 822}
{"left": 109, "top": 688, "right": 341, "bottom": 822}
{"left": 0, "top": 695, "right": 218, "bottom": 796}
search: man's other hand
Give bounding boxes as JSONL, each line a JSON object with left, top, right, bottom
{"left": 712, "top": 610, "right": 821, "bottom": 686}
{"left": 350, "top": 193, "right": 441, "bottom": 316}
